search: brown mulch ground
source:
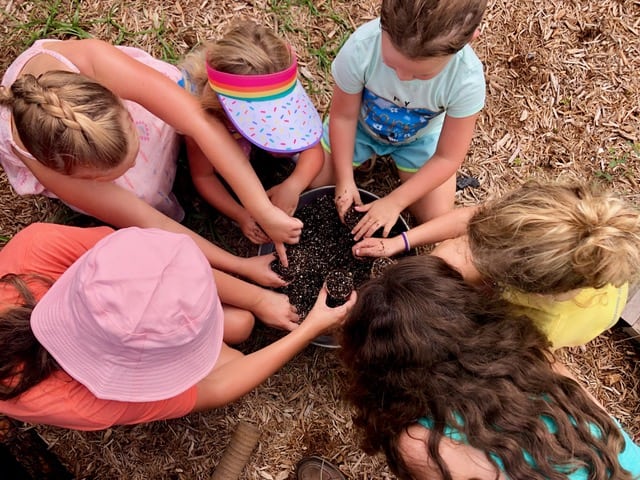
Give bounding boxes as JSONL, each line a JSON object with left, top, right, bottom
{"left": 1, "top": 0, "right": 639, "bottom": 479}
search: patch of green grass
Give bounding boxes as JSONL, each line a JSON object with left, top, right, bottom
{"left": 8, "top": 0, "right": 180, "bottom": 63}
{"left": 8, "top": 0, "right": 93, "bottom": 46}
{"left": 595, "top": 142, "right": 639, "bottom": 183}
{"left": 267, "top": 0, "right": 352, "bottom": 77}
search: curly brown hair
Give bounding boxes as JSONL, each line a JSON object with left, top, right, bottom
{"left": 339, "top": 255, "right": 633, "bottom": 480}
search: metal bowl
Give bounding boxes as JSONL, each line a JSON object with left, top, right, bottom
{"left": 296, "top": 456, "right": 346, "bottom": 480}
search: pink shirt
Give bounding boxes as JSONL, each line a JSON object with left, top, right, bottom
{"left": 0, "top": 223, "right": 197, "bottom": 430}
{"left": 0, "top": 40, "right": 184, "bottom": 221}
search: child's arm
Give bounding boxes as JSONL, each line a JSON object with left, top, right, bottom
{"left": 352, "top": 113, "right": 480, "bottom": 240}
{"left": 328, "top": 85, "right": 364, "bottom": 220}
{"left": 267, "top": 143, "right": 324, "bottom": 216}
{"left": 212, "top": 268, "right": 300, "bottom": 331}
{"left": 56, "top": 39, "right": 301, "bottom": 259}
{"left": 22, "top": 155, "right": 286, "bottom": 287}
{"left": 192, "top": 287, "right": 356, "bottom": 410}
{"left": 186, "top": 138, "right": 269, "bottom": 245}
{"left": 353, "top": 206, "right": 479, "bottom": 257}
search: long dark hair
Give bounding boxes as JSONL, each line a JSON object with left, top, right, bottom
{"left": 339, "top": 255, "right": 633, "bottom": 480}
{"left": 0, "top": 274, "right": 59, "bottom": 400}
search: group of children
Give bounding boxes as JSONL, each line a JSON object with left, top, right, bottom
{"left": 1, "top": 0, "right": 639, "bottom": 478}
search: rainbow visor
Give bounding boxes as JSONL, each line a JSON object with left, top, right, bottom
{"left": 207, "top": 52, "right": 322, "bottom": 154}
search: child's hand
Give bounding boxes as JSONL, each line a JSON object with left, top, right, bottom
{"left": 351, "top": 197, "right": 403, "bottom": 241}
{"left": 252, "top": 289, "right": 300, "bottom": 331}
{"left": 256, "top": 206, "right": 303, "bottom": 268}
{"left": 267, "top": 182, "right": 300, "bottom": 217}
{"left": 301, "top": 285, "right": 357, "bottom": 337}
{"left": 238, "top": 213, "right": 270, "bottom": 245}
{"left": 353, "top": 236, "right": 403, "bottom": 258}
{"left": 240, "top": 254, "right": 288, "bottom": 288}
{"left": 334, "top": 180, "right": 362, "bottom": 222}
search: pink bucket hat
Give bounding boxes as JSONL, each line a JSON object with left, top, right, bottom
{"left": 207, "top": 49, "right": 322, "bottom": 154}
{"left": 30, "top": 227, "right": 224, "bottom": 402}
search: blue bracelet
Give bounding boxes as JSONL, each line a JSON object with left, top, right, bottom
{"left": 401, "top": 231, "right": 410, "bottom": 252}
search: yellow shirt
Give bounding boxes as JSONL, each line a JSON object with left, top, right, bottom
{"left": 503, "top": 283, "right": 628, "bottom": 350}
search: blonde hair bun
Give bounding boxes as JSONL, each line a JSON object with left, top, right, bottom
{"left": 468, "top": 181, "right": 640, "bottom": 294}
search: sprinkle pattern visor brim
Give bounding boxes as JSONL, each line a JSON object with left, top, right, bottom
{"left": 218, "top": 82, "right": 323, "bottom": 154}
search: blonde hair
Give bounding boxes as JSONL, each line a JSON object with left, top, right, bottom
{"left": 380, "top": 0, "right": 487, "bottom": 58}
{"left": 468, "top": 181, "right": 640, "bottom": 294}
{"left": 179, "top": 20, "right": 291, "bottom": 121}
{"left": 0, "top": 71, "right": 129, "bottom": 175}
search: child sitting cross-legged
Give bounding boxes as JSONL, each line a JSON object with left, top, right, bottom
{"left": 313, "top": 0, "right": 487, "bottom": 241}
{"left": 179, "top": 20, "right": 324, "bottom": 245}
{"left": 0, "top": 223, "right": 354, "bottom": 430}
{"left": 0, "top": 37, "right": 301, "bottom": 279}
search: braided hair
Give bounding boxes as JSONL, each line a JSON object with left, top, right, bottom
{"left": 0, "top": 71, "right": 129, "bottom": 174}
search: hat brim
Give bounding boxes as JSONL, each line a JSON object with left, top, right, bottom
{"left": 218, "top": 82, "right": 323, "bottom": 154}
{"left": 31, "top": 251, "right": 224, "bottom": 403}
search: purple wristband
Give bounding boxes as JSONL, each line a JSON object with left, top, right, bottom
{"left": 401, "top": 231, "right": 410, "bottom": 252}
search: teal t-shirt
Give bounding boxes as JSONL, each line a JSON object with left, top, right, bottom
{"left": 331, "top": 18, "right": 486, "bottom": 145}
{"left": 417, "top": 416, "right": 640, "bottom": 479}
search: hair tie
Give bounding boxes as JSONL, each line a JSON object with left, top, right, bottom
{"left": 401, "top": 231, "right": 411, "bottom": 253}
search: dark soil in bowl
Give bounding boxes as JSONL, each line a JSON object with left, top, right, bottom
{"left": 270, "top": 194, "right": 371, "bottom": 318}
{"left": 342, "top": 205, "right": 363, "bottom": 231}
{"left": 269, "top": 193, "right": 409, "bottom": 320}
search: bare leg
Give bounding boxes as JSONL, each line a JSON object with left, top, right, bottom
{"left": 310, "top": 149, "right": 336, "bottom": 187}
{"left": 221, "top": 305, "right": 255, "bottom": 345}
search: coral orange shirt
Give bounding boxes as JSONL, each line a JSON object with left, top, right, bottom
{"left": 0, "top": 223, "right": 197, "bottom": 430}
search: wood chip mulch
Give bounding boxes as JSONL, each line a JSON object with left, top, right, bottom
{"left": 1, "top": 0, "right": 638, "bottom": 478}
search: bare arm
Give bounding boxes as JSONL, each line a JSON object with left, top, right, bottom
{"left": 22, "top": 156, "right": 286, "bottom": 286}
{"left": 192, "top": 288, "right": 356, "bottom": 410}
{"left": 186, "top": 138, "right": 269, "bottom": 245}
{"left": 353, "top": 206, "right": 479, "bottom": 258}
{"left": 53, "top": 38, "right": 302, "bottom": 248}
{"left": 212, "top": 268, "right": 299, "bottom": 331}
{"left": 351, "top": 113, "right": 480, "bottom": 240}
{"left": 329, "top": 86, "right": 364, "bottom": 219}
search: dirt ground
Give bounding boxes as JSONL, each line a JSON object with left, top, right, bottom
{"left": 1, "top": 0, "right": 639, "bottom": 479}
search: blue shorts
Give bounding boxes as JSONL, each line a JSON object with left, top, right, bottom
{"left": 321, "top": 118, "right": 440, "bottom": 173}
